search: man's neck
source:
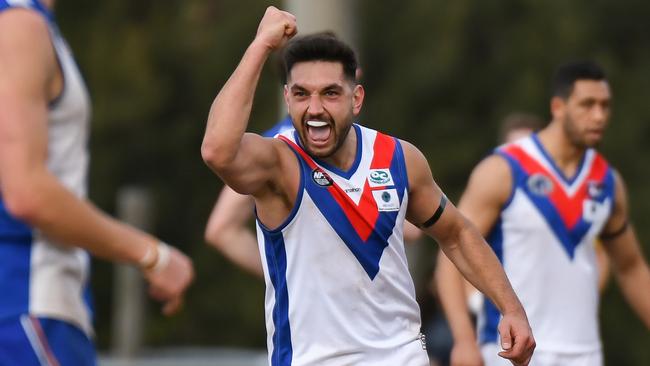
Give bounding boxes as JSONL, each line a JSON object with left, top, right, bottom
{"left": 536, "top": 123, "right": 586, "bottom": 179}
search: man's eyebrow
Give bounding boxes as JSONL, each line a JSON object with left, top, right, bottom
{"left": 323, "top": 84, "right": 343, "bottom": 91}
{"left": 289, "top": 84, "right": 308, "bottom": 92}
{"left": 289, "top": 83, "right": 344, "bottom": 93}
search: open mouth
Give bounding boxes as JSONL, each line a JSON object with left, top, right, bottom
{"left": 306, "top": 120, "right": 332, "bottom": 145}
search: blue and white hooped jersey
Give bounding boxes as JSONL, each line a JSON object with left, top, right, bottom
{"left": 256, "top": 125, "right": 428, "bottom": 366}
{"left": 0, "top": 0, "right": 93, "bottom": 335}
{"left": 478, "top": 134, "right": 614, "bottom": 353}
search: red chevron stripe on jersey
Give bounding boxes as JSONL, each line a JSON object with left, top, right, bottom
{"left": 279, "top": 133, "right": 396, "bottom": 241}
{"left": 503, "top": 145, "right": 608, "bottom": 229}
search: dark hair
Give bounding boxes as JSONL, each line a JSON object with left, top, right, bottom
{"left": 551, "top": 61, "right": 606, "bottom": 99}
{"left": 282, "top": 31, "right": 358, "bottom": 83}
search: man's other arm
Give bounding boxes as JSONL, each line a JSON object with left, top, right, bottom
{"left": 601, "top": 171, "right": 650, "bottom": 329}
{"left": 403, "top": 142, "right": 534, "bottom": 366}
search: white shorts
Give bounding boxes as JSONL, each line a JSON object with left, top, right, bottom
{"left": 291, "top": 336, "right": 430, "bottom": 366}
{"left": 481, "top": 343, "right": 603, "bottom": 366}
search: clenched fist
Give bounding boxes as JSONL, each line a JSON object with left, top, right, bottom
{"left": 254, "top": 6, "right": 297, "bottom": 51}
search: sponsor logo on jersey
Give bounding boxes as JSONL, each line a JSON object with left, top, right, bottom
{"left": 583, "top": 199, "right": 608, "bottom": 223}
{"left": 368, "top": 169, "right": 393, "bottom": 187}
{"left": 587, "top": 180, "right": 604, "bottom": 199}
{"left": 312, "top": 168, "right": 333, "bottom": 187}
{"left": 372, "top": 189, "right": 400, "bottom": 211}
{"left": 527, "top": 173, "right": 554, "bottom": 196}
{"left": 345, "top": 187, "right": 361, "bottom": 193}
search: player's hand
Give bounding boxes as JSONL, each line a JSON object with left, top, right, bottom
{"left": 254, "top": 6, "right": 297, "bottom": 51}
{"left": 143, "top": 244, "right": 194, "bottom": 315}
{"left": 450, "top": 339, "right": 484, "bottom": 366}
{"left": 497, "top": 309, "right": 535, "bottom": 366}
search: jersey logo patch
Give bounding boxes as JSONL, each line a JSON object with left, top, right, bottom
{"left": 368, "top": 169, "right": 393, "bottom": 187}
{"left": 312, "top": 168, "right": 333, "bottom": 187}
{"left": 372, "top": 189, "right": 400, "bottom": 211}
{"left": 587, "top": 180, "right": 604, "bottom": 199}
{"left": 527, "top": 174, "right": 554, "bottom": 196}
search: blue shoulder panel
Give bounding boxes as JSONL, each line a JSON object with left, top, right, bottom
{"left": 262, "top": 115, "right": 294, "bottom": 138}
{"left": 0, "top": 0, "right": 53, "bottom": 22}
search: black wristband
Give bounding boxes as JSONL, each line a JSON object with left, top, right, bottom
{"left": 421, "top": 195, "right": 447, "bottom": 228}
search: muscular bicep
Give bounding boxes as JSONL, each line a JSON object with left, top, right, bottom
{"left": 207, "top": 133, "right": 287, "bottom": 196}
{"left": 401, "top": 140, "right": 446, "bottom": 227}
{"left": 401, "top": 141, "right": 469, "bottom": 244}
{"left": 404, "top": 139, "right": 510, "bottom": 240}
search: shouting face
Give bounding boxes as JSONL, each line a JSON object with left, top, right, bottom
{"left": 284, "top": 61, "right": 364, "bottom": 158}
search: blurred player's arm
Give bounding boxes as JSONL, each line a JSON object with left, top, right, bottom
{"left": 403, "top": 144, "right": 534, "bottom": 366}
{"left": 600, "top": 171, "right": 650, "bottom": 329}
{"left": 201, "top": 7, "right": 297, "bottom": 195}
{"left": 205, "top": 186, "right": 263, "bottom": 277}
{"left": 404, "top": 220, "right": 423, "bottom": 243}
{"left": 436, "top": 254, "right": 482, "bottom": 366}
{"left": 0, "top": 10, "right": 193, "bottom": 315}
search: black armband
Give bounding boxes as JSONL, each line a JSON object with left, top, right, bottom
{"left": 420, "top": 195, "right": 447, "bottom": 228}
{"left": 600, "top": 220, "right": 629, "bottom": 241}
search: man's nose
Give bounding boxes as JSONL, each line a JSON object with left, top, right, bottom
{"left": 592, "top": 104, "right": 609, "bottom": 124}
{"left": 307, "top": 94, "right": 324, "bottom": 115}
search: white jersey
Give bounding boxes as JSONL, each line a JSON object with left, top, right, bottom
{"left": 478, "top": 134, "right": 614, "bottom": 354}
{"left": 0, "top": 0, "right": 93, "bottom": 335}
{"left": 256, "top": 125, "right": 429, "bottom": 366}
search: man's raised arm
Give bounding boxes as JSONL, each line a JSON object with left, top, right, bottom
{"left": 201, "top": 7, "right": 296, "bottom": 194}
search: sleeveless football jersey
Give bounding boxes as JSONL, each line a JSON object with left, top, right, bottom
{"left": 256, "top": 124, "right": 428, "bottom": 366}
{"left": 478, "top": 134, "right": 614, "bottom": 353}
{"left": 0, "top": 0, "right": 93, "bottom": 335}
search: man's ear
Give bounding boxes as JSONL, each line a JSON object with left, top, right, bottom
{"left": 352, "top": 84, "right": 365, "bottom": 116}
{"left": 550, "top": 96, "right": 565, "bottom": 121}
{"left": 283, "top": 84, "right": 290, "bottom": 109}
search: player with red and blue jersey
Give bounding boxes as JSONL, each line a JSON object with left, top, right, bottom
{"left": 201, "top": 7, "right": 535, "bottom": 366}
{"left": 437, "top": 61, "right": 650, "bottom": 366}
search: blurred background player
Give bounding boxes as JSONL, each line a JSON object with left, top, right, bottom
{"left": 423, "top": 112, "right": 545, "bottom": 366}
{"left": 436, "top": 61, "right": 650, "bottom": 366}
{"left": 0, "top": 1, "right": 194, "bottom": 365}
{"left": 456, "top": 112, "right": 611, "bottom": 330}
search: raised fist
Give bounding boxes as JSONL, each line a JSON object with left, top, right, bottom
{"left": 254, "top": 6, "right": 297, "bottom": 51}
